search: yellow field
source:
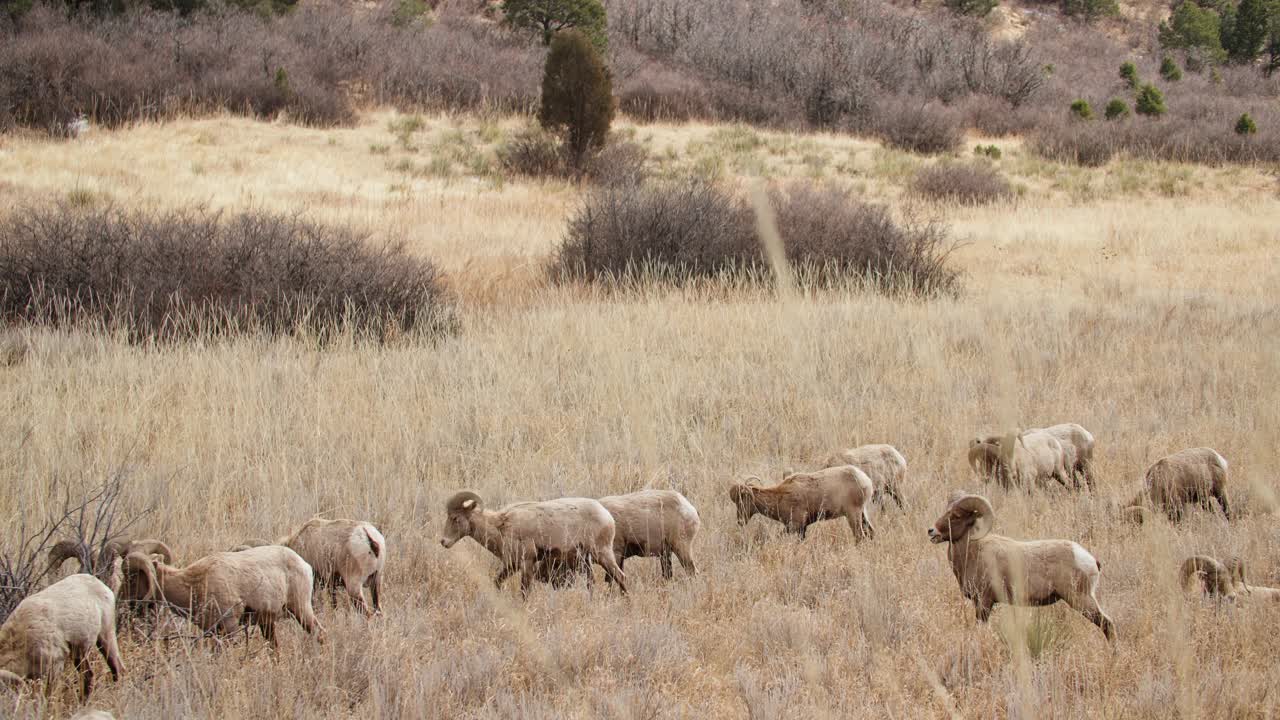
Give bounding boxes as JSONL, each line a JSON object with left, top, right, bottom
{"left": 1, "top": 111, "right": 1279, "bottom": 718}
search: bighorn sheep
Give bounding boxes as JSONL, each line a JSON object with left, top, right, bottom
{"left": 1039, "top": 423, "right": 1096, "bottom": 490}
{"left": 968, "top": 430, "right": 1071, "bottom": 491}
{"left": 821, "top": 444, "right": 907, "bottom": 509}
{"left": 47, "top": 537, "right": 174, "bottom": 577}
{"left": 231, "top": 519, "right": 385, "bottom": 615}
{"left": 440, "top": 490, "right": 628, "bottom": 596}
{"left": 536, "top": 489, "right": 700, "bottom": 587}
{"left": 0, "top": 574, "right": 123, "bottom": 700}
{"left": 279, "top": 519, "right": 385, "bottom": 616}
{"left": 1131, "top": 447, "right": 1230, "bottom": 521}
{"left": 119, "top": 545, "right": 323, "bottom": 647}
{"left": 1181, "top": 556, "right": 1280, "bottom": 603}
{"left": 1225, "top": 557, "right": 1280, "bottom": 602}
{"left": 728, "top": 466, "right": 876, "bottom": 541}
{"left": 927, "top": 494, "right": 1116, "bottom": 641}
{"left": 1179, "top": 555, "right": 1237, "bottom": 600}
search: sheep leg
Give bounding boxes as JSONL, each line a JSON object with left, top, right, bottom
{"left": 1213, "top": 488, "right": 1232, "bottom": 520}
{"left": 493, "top": 565, "right": 515, "bottom": 589}
{"left": 367, "top": 572, "right": 382, "bottom": 614}
{"left": 1070, "top": 594, "right": 1116, "bottom": 642}
{"left": 343, "top": 574, "right": 373, "bottom": 617}
{"left": 673, "top": 545, "right": 696, "bottom": 576}
{"left": 1080, "top": 461, "right": 1096, "bottom": 492}
{"left": 596, "top": 548, "right": 628, "bottom": 594}
{"left": 974, "top": 600, "right": 994, "bottom": 623}
{"left": 97, "top": 635, "right": 123, "bottom": 683}
{"left": 885, "top": 484, "right": 905, "bottom": 510}
{"left": 256, "top": 615, "right": 278, "bottom": 649}
{"left": 71, "top": 645, "right": 93, "bottom": 700}
{"left": 519, "top": 555, "right": 537, "bottom": 598}
{"left": 659, "top": 552, "right": 674, "bottom": 580}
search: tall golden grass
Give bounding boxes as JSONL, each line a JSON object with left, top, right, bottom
{"left": 1, "top": 111, "right": 1278, "bottom": 718}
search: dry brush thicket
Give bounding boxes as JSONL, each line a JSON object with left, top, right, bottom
{"left": 1, "top": 115, "right": 1279, "bottom": 717}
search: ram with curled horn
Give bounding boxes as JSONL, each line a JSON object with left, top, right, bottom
{"left": 927, "top": 493, "right": 1115, "bottom": 641}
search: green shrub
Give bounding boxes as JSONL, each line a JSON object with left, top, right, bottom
{"left": 945, "top": 0, "right": 997, "bottom": 17}
{"left": 1070, "top": 99, "right": 1093, "bottom": 120}
{"left": 1235, "top": 112, "right": 1257, "bottom": 135}
{"left": 501, "top": 0, "right": 607, "bottom": 49}
{"left": 974, "top": 144, "right": 1003, "bottom": 160}
{"left": 1222, "top": 0, "right": 1269, "bottom": 63}
{"left": 1062, "top": 0, "right": 1118, "bottom": 21}
{"left": 1104, "top": 98, "right": 1130, "bottom": 120}
{"left": 391, "top": 0, "right": 429, "bottom": 27}
{"left": 1158, "top": 2, "right": 1225, "bottom": 62}
{"left": 1135, "top": 84, "right": 1167, "bottom": 116}
{"left": 1159, "top": 56, "right": 1183, "bottom": 81}
{"left": 1119, "top": 62, "right": 1140, "bottom": 88}
{"left": 538, "top": 30, "right": 615, "bottom": 170}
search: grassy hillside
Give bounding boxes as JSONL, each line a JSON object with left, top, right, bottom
{"left": 1, "top": 110, "right": 1279, "bottom": 717}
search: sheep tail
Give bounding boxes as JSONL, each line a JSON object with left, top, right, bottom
{"left": 364, "top": 527, "right": 382, "bottom": 558}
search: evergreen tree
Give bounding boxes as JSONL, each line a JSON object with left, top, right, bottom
{"left": 501, "top": 0, "right": 607, "bottom": 50}
{"left": 538, "top": 30, "right": 616, "bottom": 171}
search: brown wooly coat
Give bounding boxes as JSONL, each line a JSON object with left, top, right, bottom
{"left": 968, "top": 430, "right": 1070, "bottom": 491}
{"left": 280, "top": 518, "right": 385, "bottom": 616}
{"left": 1139, "top": 447, "right": 1231, "bottom": 521}
{"left": 537, "top": 489, "right": 700, "bottom": 587}
{"left": 440, "top": 491, "right": 627, "bottom": 596}
{"left": 927, "top": 494, "right": 1115, "bottom": 641}
{"left": 0, "top": 574, "right": 123, "bottom": 700}
{"left": 729, "top": 465, "right": 876, "bottom": 541}
{"left": 821, "top": 444, "right": 907, "bottom": 509}
{"left": 120, "top": 545, "right": 323, "bottom": 647}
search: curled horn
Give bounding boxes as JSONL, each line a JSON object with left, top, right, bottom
{"left": 947, "top": 494, "right": 995, "bottom": 540}
{"left": 129, "top": 540, "right": 174, "bottom": 564}
{"left": 47, "top": 540, "right": 87, "bottom": 574}
{"left": 123, "top": 551, "right": 160, "bottom": 602}
{"left": 446, "top": 490, "right": 482, "bottom": 514}
{"left": 743, "top": 475, "right": 765, "bottom": 487}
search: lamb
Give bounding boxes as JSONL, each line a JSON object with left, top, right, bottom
{"left": 927, "top": 493, "right": 1115, "bottom": 641}
{"left": 119, "top": 545, "right": 323, "bottom": 648}
{"left": 968, "top": 430, "right": 1071, "bottom": 491}
{"left": 821, "top": 444, "right": 907, "bottom": 509}
{"left": 536, "top": 489, "right": 700, "bottom": 587}
{"left": 1133, "top": 447, "right": 1231, "bottom": 521}
{"left": 0, "top": 574, "right": 123, "bottom": 700}
{"left": 440, "top": 490, "right": 627, "bottom": 596}
{"left": 728, "top": 465, "right": 876, "bottom": 541}
{"left": 278, "top": 519, "right": 385, "bottom": 616}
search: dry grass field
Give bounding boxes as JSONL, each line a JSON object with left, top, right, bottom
{"left": 1, "top": 111, "right": 1279, "bottom": 718}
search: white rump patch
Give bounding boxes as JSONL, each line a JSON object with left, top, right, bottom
{"left": 1071, "top": 542, "right": 1099, "bottom": 575}
{"left": 1213, "top": 451, "right": 1229, "bottom": 472}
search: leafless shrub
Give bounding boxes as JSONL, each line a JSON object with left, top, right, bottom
{"left": 912, "top": 162, "right": 1014, "bottom": 205}
{"left": 873, "top": 100, "right": 964, "bottom": 155}
{"left": 585, "top": 138, "right": 651, "bottom": 186}
{"left": 1, "top": 473, "right": 143, "bottom": 623}
{"left": 550, "top": 177, "right": 961, "bottom": 295}
{"left": 0, "top": 203, "right": 457, "bottom": 342}
{"left": 498, "top": 127, "right": 565, "bottom": 178}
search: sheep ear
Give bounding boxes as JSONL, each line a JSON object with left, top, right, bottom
{"left": 461, "top": 498, "right": 477, "bottom": 512}
{"left": 969, "top": 511, "right": 992, "bottom": 540}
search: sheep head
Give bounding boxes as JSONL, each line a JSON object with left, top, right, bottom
{"left": 928, "top": 494, "right": 994, "bottom": 544}
{"left": 441, "top": 491, "right": 483, "bottom": 549}
{"left": 126, "top": 540, "right": 174, "bottom": 564}
{"left": 967, "top": 441, "right": 999, "bottom": 475}
{"left": 1225, "top": 557, "right": 1250, "bottom": 593}
{"left": 728, "top": 478, "right": 762, "bottom": 526}
{"left": 119, "top": 552, "right": 160, "bottom": 603}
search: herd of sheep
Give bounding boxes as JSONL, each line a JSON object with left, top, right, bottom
{"left": 0, "top": 422, "right": 1267, "bottom": 705}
